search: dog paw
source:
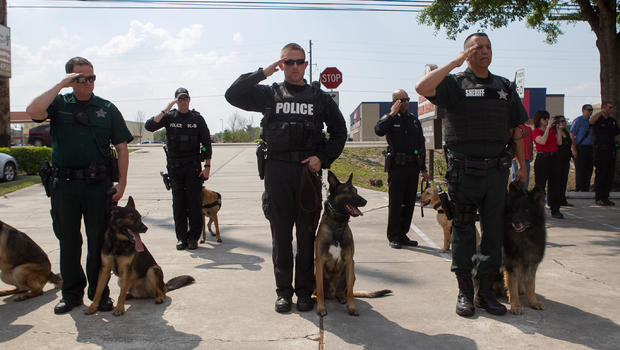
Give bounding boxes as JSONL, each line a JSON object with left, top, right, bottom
{"left": 217, "top": 238, "right": 222, "bottom": 243}
{"left": 199, "top": 239, "right": 205, "bottom": 243}
{"left": 112, "top": 306, "right": 125, "bottom": 316}
{"left": 154, "top": 297, "right": 165, "bottom": 304}
{"left": 439, "top": 248, "right": 447, "bottom": 253}
{"left": 84, "top": 305, "right": 98, "bottom": 315}
{"left": 509, "top": 304, "right": 523, "bottom": 315}
{"left": 348, "top": 308, "right": 360, "bottom": 316}
{"left": 530, "top": 301, "right": 544, "bottom": 310}
{"left": 317, "top": 308, "right": 327, "bottom": 317}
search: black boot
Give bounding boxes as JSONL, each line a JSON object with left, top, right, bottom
{"left": 475, "top": 274, "right": 507, "bottom": 315}
{"left": 455, "top": 273, "right": 475, "bottom": 317}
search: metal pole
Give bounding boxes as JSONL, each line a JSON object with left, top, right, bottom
{"left": 0, "top": 0, "right": 10, "bottom": 147}
{"left": 309, "top": 40, "right": 312, "bottom": 84}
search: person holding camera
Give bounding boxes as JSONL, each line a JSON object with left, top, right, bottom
{"left": 26, "top": 56, "right": 133, "bottom": 314}
{"left": 374, "top": 89, "right": 429, "bottom": 249}
{"left": 145, "top": 88, "right": 212, "bottom": 250}
{"left": 532, "top": 110, "right": 564, "bottom": 219}
{"left": 589, "top": 102, "right": 619, "bottom": 206}
{"left": 225, "top": 43, "right": 347, "bottom": 313}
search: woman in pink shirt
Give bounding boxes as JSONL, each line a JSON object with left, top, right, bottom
{"left": 533, "top": 110, "right": 564, "bottom": 219}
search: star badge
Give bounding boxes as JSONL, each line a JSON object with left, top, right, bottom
{"left": 498, "top": 89, "right": 509, "bottom": 100}
{"left": 96, "top": 109, "right": 107, "bottom": 118}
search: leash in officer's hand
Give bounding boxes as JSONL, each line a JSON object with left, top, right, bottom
{"left": 300, "top": 164, "right": 322, "bottom": 213}
{"left": 419, "top": 177, "right": 431, "bottom": 218}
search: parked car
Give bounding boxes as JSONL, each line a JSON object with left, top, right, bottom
{"left": 28, "top": 124, "right": 52, "bottom": 147}
{"left": 0, "top": 152, "right": 18, "bottom": 182}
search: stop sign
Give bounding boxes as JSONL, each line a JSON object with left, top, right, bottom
{"left": 320, "top": 67, "right": 342, "bottom": 89}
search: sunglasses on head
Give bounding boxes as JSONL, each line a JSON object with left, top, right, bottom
{"left": 283, "top": 59, "right": 306, "bottom": 66}
{"left": 74, "top": 75, "right": 96, "bottom": 83}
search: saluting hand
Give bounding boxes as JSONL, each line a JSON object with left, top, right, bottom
{"left": 263, "top": 58, "right": 286, "bottom": 78}
{"left": 389, "top": 100, "right": 401, "bottom": 116}
{"left": 60, "top": 73, "right": 81, "bottom": 88}
{"left": 454, "top": 44, "right": 479, "bottom": 67}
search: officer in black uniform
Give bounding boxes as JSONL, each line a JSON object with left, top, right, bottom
{"left": 26, "top": 56, "right": 133, "bottom": 314}
{"left": 589, "top": 102, "right": 619, "bottom": 206}
{"left": 225, "top": 43, "right": 347, "bottom": 313}
{"left": 375, "top": 89, "right": 430, "bottom": 249}
{"left": 415, "top": 33, "right": 528, "bottom": 317}
{"left": 145, "top": 88, "right": 212, "bottom": 250}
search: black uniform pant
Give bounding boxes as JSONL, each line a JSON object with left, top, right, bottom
{"left": 168, "top": 161, "right": 204, "bottom": 243}
{"left": 575, "top": 144, "right": 594, "bottom": 191}
{"left": 534, "top": 153, "right": 562, "bottom": 211}
{"left": 387, "top": 163, "right": 420, "bottom": 242}
{"left": 558, "top": 153, "right": 571, "bottom": 204}
{"left": 50, "top": 177, "right": 111, "bottom": 302}
{"left": 262, "top": 160, "right": 321, "bottom": 299}
{"left": 594, "top": 148, "right": 616, "bottom": 201}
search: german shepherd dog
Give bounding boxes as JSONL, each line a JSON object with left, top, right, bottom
{"left": 0, "top": 221, "right": 62, "bottom": 300}
{"left": 503, "top": 182, "right": 546, "bottom": 315}
{"left": 315, "top": 171, "right": 392, "bottom": 316}
{"left": 420, "top": 185, "right": 480, "bottom": 253}
{"left": 85, "top": 197, "right": 194, "bottom": 316}
{"left": 200, "top": 185, "right": 222, "bottom": 243}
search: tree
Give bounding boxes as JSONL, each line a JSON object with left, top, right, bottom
{"left": 419, "top": 0, "right": 619, "bottom": 183}
{"left": 135, "top": 110, "right": 145, "bottom": 142}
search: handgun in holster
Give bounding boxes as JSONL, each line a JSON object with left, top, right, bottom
{"left": 382, "top": 148, "right": 392, "bottom": 173}
{"left": 160, "top": 171, "right": 171, "bottom": 191}
{"left": 438, "top": 189, "right": 455, "bottom": 220}
{"left": 39, "top": 161, "right": 52, "bottom": 198}
{"left": 256, "top": 141, "right": 268, "bottom": 180}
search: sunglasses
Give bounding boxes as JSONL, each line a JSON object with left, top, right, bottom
{"left": 74, "top": 75, "right": 96, "bottom": 83}
{"left": 585, "top": 108, "right": 593, "bottom": 112}
{"left": 283, "top": 59, "right": 306, "bottom": 66}
{"left": 177, "top": 96, "right": 189, "bottom": 101}
{"left": 398, "top": 98, "right": 410, "bottom": 102}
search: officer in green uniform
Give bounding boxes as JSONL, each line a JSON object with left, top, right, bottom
{"left": 26, "top": 57, "right": 133, "bottom": 315}
{"left": 415, "top": 33, "right": 528, "bottom": 317}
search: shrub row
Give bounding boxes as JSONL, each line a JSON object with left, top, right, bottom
{"left": 0, "top": 147, "right": 51, "bottom": 175}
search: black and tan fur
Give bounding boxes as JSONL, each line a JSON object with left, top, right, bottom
{"left": 420, "top": 185, "right": 480, "bottom": 253}
{"left": 200, "top": 185, "right": 222, "bottom": 243}
{"left": 503, "top": 182, "right": 546, "bottom": 315}
{"left": 315, "top": 171, "right": 391, "bottom": 316}
{"left": 85, "top": 197, "right": 194, "bottom": 316}
{"left": 0, "top": 221, "right": 62, "bottom": 301}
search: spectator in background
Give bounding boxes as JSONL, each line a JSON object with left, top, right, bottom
{"left": 556, "top": 115, "right": 573, "bottom": 206}
{"left": 533, "top": 110, "right": 564, "bottom": 219}
{"left": 589, "top": 102, "right": 619, "bottom": 206}
{"left": 511, "top": 118, "right": 533, "bottom": 189}
{"left": 570, "top": 104, "right": 594, "bottom": 191}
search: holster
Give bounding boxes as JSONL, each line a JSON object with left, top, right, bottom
{"left": 109, "top": 147, "right": 119, "bottom": 183}
{"left": 382, "top": 149, "right": 392, "bottom": 173}
{"left": 438, "top": 190, "right": 455, "bottom": 220}
{"left": 256, "top": 141, "right": 267, "bottom": 180}
{"left": 39, "top": 161, "right": 52, "bottom": 198}
{"left": 160, "top": 171, "right": 171, "bottom": 191}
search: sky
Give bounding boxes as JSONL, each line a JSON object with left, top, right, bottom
{"left": 6, "top": 0, "right": 602, "bottom": 134}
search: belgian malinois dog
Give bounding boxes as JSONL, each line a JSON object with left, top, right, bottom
{"left": 200, "top": 186, "right": 222, "bottom": 243}
{"left": 85, "top": 197, "right": 194, "bottom": 316}
{"left": 0, "top": 220, "right": 62, "bottom": 301}
{"left": 315, "top": 171, "right": 392, "bottom": 316}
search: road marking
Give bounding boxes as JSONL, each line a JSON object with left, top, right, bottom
{"left": 563, "top": 212, "right": 620, "bottom": 230}
{"left": 410, "top": 223, "right": 452, "bottom": 261}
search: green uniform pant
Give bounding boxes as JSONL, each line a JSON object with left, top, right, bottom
{"left": 50, "top": 177, "right": 111, "bottom": 302}
{"left": 448, "top": 165, "right": 508, "bottom": 276}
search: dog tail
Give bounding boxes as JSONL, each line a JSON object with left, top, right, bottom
{"left": 353, "top": 289, "right": 392, "bottom": 298}
{"left": 165, "top": 275, "right": 195, "bottom": 291}
{"left": 48, "top": 272, "right": 62, "bottom": 289}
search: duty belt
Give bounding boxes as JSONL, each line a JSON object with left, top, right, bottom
{"left": 393, "top": 152, "right": 420, "bottom": 164}
{"left": 267, "top": 150, "right": 314, "bottom": 162}
{"left": 167, "top": 154, "right": 201, "bottom": 166}
{"left": 53, "top": 165, "right": 108, "bottom": 180}
{"left": 449, "top": 151, "right": 500, "bottom": 170}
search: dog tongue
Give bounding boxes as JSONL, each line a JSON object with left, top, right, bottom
{"left": 131, "top": 232, "right": 145, "bottom": 252}
{"left": 346, "top": 204, "right": 364, "bottom": 217}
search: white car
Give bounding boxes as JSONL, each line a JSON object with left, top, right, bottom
{"left": 0, "top": 152, "right": 18, "bottom": 182}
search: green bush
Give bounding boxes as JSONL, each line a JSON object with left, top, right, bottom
{"left": 0, "top": 147, "right": 51, "bottom": 175}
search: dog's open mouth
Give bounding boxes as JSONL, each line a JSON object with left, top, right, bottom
{"left": 345, "top": 204, "right": 364, "bottom": 217}
{"left": 511, "top": 222, "right": 529, "bottom": 233}
{"left": 128, "top": 231, "right": 145, "bottom": 252}
{"left": 420, "top": 199, "right": 431, "bottom": 207}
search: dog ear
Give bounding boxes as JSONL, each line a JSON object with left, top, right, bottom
{"left": 346, "top": 173, "right": 353, "bottom": 184}
{"left": 127, "top": 196, "right": 135, "bottom": 208}
{"left": 327, "top": 171, "right": 340, "bottom": 192}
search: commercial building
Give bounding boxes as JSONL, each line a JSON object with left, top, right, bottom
{"left": 348, "top": 101, "right": 418, "bottom": 141}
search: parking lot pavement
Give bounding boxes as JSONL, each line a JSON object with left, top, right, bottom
{"left": 1, "top": 145, "right": 619, "bottom": 350}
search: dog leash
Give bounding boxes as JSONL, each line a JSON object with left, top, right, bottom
{"left": 419, "top": 177, "right": 430, "bottom": 218}
{"left": 299, "top": 164, "right": 322, "bottom": 213}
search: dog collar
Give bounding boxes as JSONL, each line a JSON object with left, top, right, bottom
{"left": 324, "top": 199, "right": 350, "bottom": 222}
{"left": 202, "top": 192, "right": 221, "bottom": 209}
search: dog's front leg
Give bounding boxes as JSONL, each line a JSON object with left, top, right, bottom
{"left": 200, "top": 211, "right": 206, "bottom": 243}
{"left": 85, "top": 255, "right": 114, "bottom": 315}
{"left": 212, "top": 215, "right": 222, "bottom": 243}
{"left": 345, "top": 254, "right": 358, "bottom": 316}
{"left": 113, "top": 271, "right": 135, "bottom": 316}
{"left": 524, "top": 264, "right": 544, "bottom": 310}
{"left": 505, "top": 265, "right": 522, "bottom": 315}
{"left": 315, "top": 256, "right": 327, "bottom": 316}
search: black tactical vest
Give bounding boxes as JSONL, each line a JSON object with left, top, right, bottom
{"left": 166, "top": 110, "right": 202, "bottom": 160}
{"left": 444, "top": 72, "right": 512, "bottom": 146}
{"left": 262, "top": 83, "right": 324, "bottom": 155}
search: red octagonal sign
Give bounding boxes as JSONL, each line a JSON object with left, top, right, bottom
{"left": 320, "top": 67, "right": 342, "bottom": 89}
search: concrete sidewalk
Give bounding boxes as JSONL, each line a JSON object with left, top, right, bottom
{"left": 1, "top": 145, "right": 619, "bottom": 350}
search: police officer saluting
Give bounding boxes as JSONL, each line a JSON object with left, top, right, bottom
{"left": 415, "top": 33, "right": 528, "bottom": 317}
{"left": 375, "top": 89, "right": 429, "bottom": 249}
{"left": 225, "top": 43, "right": 347, "bottom": 313}
{"left": 145, "top": 88, "right": 212, "bottom": 250}
{"left": 26, "top": 57, "right": 133, "bottom": 314}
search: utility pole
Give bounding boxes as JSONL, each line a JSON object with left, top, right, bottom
{"left": 0, "top": 0, "right": 9, "bottom": 147}
{"left": 308, "top": 40, "right": 313, "bottom": 84}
